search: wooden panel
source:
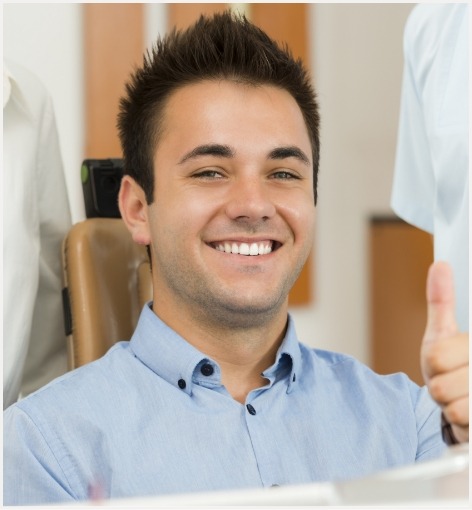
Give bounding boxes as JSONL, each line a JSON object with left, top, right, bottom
{"left": 370, "top": 218, "right": 433, "bottom": 385}
{"left": 84, "top": 4, "right": 145, "bottom": 158}
{"left": 167, "top": 3, "right": 228, "bottom": 30}
{"left": 288, "top": 250, "right": 312, "bottom": 305}
{"left": 251, "top": 3, "right": 309, "bottom": 64}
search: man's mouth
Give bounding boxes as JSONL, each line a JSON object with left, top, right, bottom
{"left": 209, "top": 240, "right": 279, "bottom": 256}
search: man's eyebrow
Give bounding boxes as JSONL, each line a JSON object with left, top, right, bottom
{"left": 268, "top": 146, "right": 310, "bottom": 166}
{"left": 179, "top": 144, "right": 235, "bottom": 164}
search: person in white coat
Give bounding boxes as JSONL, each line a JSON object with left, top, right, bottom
{"left": 3, "top": 60, "right": 72, "bottom": 409}
{"left": 391, "top": 3, "right": 468, "bottom": 331}
{"left": 391, "top": 3, "right": 469, "bottom": 443}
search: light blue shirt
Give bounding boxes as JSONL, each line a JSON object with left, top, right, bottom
{"left": 3, "top": 305, "right": 446, "bottom": 505}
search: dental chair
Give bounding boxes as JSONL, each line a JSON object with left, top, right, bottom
{"left": 62, "top": 218, "right": 152, "bottom": 369}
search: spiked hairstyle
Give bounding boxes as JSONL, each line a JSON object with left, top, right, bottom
{"left": 118, "top": 10, "right": 320, "bottom": 204}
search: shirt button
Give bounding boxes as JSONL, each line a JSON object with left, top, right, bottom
{"left": 178, "top": 379, "right": 186, "bottom": 389}
{"left": 246, "top": 404, "right": 256, "bottom": 415}
{"left": 200, "top": 363, "right": 214, "bottom": 376}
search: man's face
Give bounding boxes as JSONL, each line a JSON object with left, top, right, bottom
{"left": 146, "top": 80, "right": 315, "bottom": 327}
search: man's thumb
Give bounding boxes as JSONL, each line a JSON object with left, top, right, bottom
{"left": 424, "top": 261, "right": 458, "bottom": 342}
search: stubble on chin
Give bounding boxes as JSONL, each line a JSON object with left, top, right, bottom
{"left": 184, "top": 264, "right": 303, "bottom": 332}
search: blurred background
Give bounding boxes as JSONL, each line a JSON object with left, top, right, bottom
{"left": 3, "top": 3, "right": 432, "bottom": 384}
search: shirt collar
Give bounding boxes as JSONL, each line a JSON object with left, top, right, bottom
{"left": 261, "top": 314, "right": 301, "bottom": 394}
{"left": 129, "top": 304, "right": 207, "bottom": 396}
{"left": 129, "top": 304, "right": 302, "bottom": 395}
{"left": 3, "top": 61, "right": 31, "bottom": 115}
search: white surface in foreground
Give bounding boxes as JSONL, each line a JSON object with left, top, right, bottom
{"left": 59, "top": 444, "right": 469, "bottom": 507}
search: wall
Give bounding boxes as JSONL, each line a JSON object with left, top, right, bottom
{"left": 3, "top": 3, "right": 414, "bottom": 365}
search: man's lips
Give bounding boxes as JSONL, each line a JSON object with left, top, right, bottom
{"left": 207, "top": 240, "right": 282, "bottom": 256}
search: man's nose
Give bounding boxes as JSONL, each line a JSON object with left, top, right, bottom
{"left": 224, "top": 177, "right": 276, "bottom": 222}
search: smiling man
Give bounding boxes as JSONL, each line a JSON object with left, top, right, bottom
{"left": 3, "top": 11, "right": 467, "bottom": 505}
{"left": 119, "top": 79, "right": 316, "bottom": 402}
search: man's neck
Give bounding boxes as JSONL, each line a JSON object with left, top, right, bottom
{"left": 197, "top": 322, "right": 286, "bottom": 403}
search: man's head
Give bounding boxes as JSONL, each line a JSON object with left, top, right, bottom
{"left": 117, "top": 10, "right": 320, "bottom": 205}
{"left": 118, "top": 11, "right": 319, "bottom": 331}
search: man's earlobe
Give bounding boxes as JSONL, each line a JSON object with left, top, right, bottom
{"left": 119, "top": 176, "right": 151, "bottom": 246}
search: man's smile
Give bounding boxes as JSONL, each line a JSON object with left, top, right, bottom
{"left": 207, "top": 240, "right": 282, "bottom": 256}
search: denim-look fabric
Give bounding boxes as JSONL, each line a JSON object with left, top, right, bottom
{"left": 3, "top": 304, "right": 445, "bottom": 504}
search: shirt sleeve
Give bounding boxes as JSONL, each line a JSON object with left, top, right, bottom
{"left": 3, "top": 405, "right": 76, "bottom": 505}
{"left": 390, "top": 10, "right": 435, "bottom": 235}
{"left": 414, "top": 386, "right": 447, "bottom": 462}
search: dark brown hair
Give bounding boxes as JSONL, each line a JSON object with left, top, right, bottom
{"left": 118, "top": 10, "right": 320, "bottom": 204}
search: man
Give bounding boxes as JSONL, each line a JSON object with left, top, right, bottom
{"left": 391, "top": 4, "right": 469, "bottom": 444}
{"left": 3, "top": 60, "right": 72, "bottom": 409}
{"left": 3, "top": 11, "right": 468, "bottom": 505}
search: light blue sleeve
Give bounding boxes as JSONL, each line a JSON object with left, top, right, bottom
{"left": 3, "top": 405, "right": 77, "bottom": 505}
{"left": 414, "top": 385, "right": 447, "bottom": 462}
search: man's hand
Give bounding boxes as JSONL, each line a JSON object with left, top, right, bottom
{"left": 421, "top": 261, "right": 469, "bottom": 443}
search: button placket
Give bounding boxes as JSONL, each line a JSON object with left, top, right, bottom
{"left": 243, "top": 394, "right": 282, "bottom": 488}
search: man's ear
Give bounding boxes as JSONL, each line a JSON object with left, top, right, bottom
{"left": 119, "top": 175, "right": 151, "bottom": 246}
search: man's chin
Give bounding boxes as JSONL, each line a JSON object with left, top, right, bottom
{"left": 202, "top": 294, "right": 288, "bottom": 329}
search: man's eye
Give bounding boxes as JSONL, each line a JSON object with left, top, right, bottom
{"left": 271, "top": 171, "right": 300, "bottom": 180}
{"left": 192, "top": 170, "right": 224, "bottom": 179}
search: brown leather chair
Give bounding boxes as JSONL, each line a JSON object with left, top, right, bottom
{"left": 62, "top": 218, "right": 152, "bottom": 370}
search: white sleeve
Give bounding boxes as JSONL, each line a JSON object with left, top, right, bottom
{"left": 21, "top": 91, "right": 72, "bottom": 397}
{"left": 391, "top": 11, "right": 435, "bottom": 235}
{"left": 3, "top": 61, "right": 72, "bottom": 407}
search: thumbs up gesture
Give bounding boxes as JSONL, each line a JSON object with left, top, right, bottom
{"left": 421, "top": 261, "right": 469, "bottom": 443}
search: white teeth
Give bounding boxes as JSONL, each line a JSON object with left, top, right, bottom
{"left": 239, "top": 243, "right": 250, "bottom": 255}
{"left": 249, "top": 243, "right": 259, "bottom": 256}
{"left": 214, "top": 241, "right": 273, "bottom": 256}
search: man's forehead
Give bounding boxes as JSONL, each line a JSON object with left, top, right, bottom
{"left": 157, "top": 79, "right": 311, "bottom": 149}
{"left": 161, "top": 79, "right": 302, "bottom": 119}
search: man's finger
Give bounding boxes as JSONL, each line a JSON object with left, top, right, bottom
{"left": 427, "top": 364, "right": 469, "bottom": 404}
{"left": 421, "top": 334, "right": 469, "bottom": 378}
{"left": 424, "top": 261, "right": 458, "bottom": 342}
{"left": 442, "top": 396, "right": 470, "bottom": 428}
